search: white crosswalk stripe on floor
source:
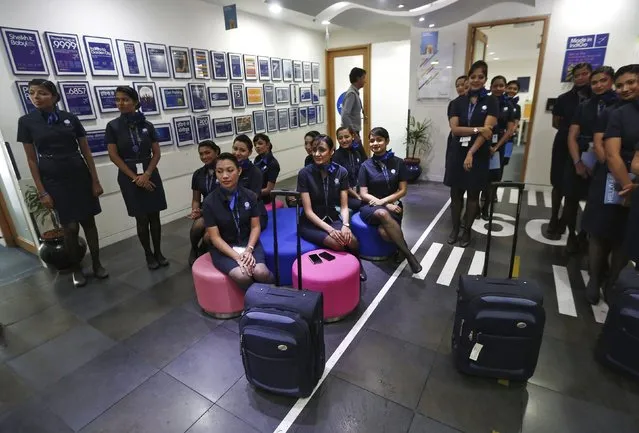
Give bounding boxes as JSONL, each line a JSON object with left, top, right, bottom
{"left": 553, "top": 265, "right": 577, "bottom": 317}
{"left": 436, "top": 247, "right": 465, "bottom": 286}
{"left": 413, "top": 242, "right": 443, "bottom": 280}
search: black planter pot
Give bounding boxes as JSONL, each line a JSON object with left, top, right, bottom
{"left": 404, "top": 158, "right": 422, "bottom": 183}
{"left": 38, "top": 234, "right": 87, "bottom": 271}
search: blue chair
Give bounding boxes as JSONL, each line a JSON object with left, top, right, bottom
{"left": 260, "top": 207, "right": 319, "bottom": 285}
{"left": 351, "top": 212, "right": 397, "bottom": 261}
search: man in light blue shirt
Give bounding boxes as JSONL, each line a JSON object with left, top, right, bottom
{"left": 341, "top": 67, "right": 366, "bottom": 134}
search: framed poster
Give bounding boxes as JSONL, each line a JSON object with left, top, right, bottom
{"left": 44, "top": 32, "right": 85, "bottom": 76}
{"left": 302, "top": 61, "right": 311, "bottom": 83}
{"left": 228, "top": 53, "right": 243, "bottom": 80}
{"left": 155, "top": 122, "right": 174, "bottom": 147}
{"left": 299, "top": 106, "right": 308, "bottom": 127}
{"left": 93, "top": 85, "right": 119, "bottom": 113}
{"left": 311, "top": 62, "right": 320, "bottom": 83}
{"left": 86, "top": 129, "right": 108, "bottom": 156}
{"left": 83, "top": 35, "right": 118, "bottom": 76}
{"left": 289, "top": 107, "right": 299, "bottom": 129}
{"left": 243, "top": 54, "right": 257, "bottom": 80}
{"left": 271, "top": 57, "right": 282, "bottom": 81}
{"left": 266, "top": 109, "right": 278, "bottom": 133}
{"left": 173, "top": 116, "right": 195, "bottom": 147}
{"left": 258, "top": 56, "right": 270, "bottom": 81}
{"left": 276, "top": 87, "right": 290, "bottom": 104}
{"left": 59, "top": 81, "right": 97, "bottom": 120}
{"left": 246, "top": 86, "right": 263, "bottom": 105}
{"left": 290, "top": 84, "right": 300, "bottom": 105}
{"left": 317, "top": 105, "right": 324, "bottom": 123}
{"left": 160, "top": 86, "right": 189, "bottom": 110}
{"left": 213, "top": 117, "right": 234, "bottom": 138}
{"left": 116, "top": 39, "right": 145, "bottom": 77}
{"left": 188, "top": 82, "right": 208, "bottom": 112}
{"left": 230, "top": 83, "right": 245, "bottom": 109}
{"left": 278, "top": 109, "right": 289, "bottom": 131}
{"left": 300, "top": 87, "right": 311, "bottom": 103}
{"left": 208, "top": 86, "right": 230, "bottom": 107}
{"left": 293, "top": 60, "right": 302, "bottom": 82}
{"left": 144, "top": 43, "right": 170, "bottom": 78}
{"left": 211, "top": 51, "right": 228, "bottom": 80}
{"left": 282, "top": 59, "right": 293, "bottom": 82}
{"left": 194, "top": 114, "right": 212, "bottom": 141}
{"left": 253, "top": 110, "right": 266, "bottom": 134}
{"left": 1, "top": 27, "right": 49, "bottom": 75}
{"left": 308, "top": 106, "right": 317, "bottom": 125}
{"left": 263, "top": 83, "right": 275, "bottom": 107}
{"left": 192, "top": 48, "right": 211, "bottom": 79}
{"left": 133, "top": 82, "right": 160, "bottom": 115}
{"left": 235, "top": 115, "right": 253, "bottom": 134}
{"left": 15, "top": 81, "right": 37, "bottom": 114}
{"left": 311, "top": 84, "right": 320, "bottom": 104}
{"left": 170, "top": 46, "right": 191, "bottom": 79}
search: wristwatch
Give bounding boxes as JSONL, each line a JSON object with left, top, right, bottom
{"left": 343, "top": 223, "right": 350, "bottom": 227}
{"left": 473, "top": 127, "right": 479, "bottom": 134}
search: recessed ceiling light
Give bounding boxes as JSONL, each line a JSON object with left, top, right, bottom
{"left": 493, "top": 57, "right": 500, "bottom": 60}
{"left": 428, "top": 23, "right": 435, "bottom": 28}
{"left": 489, "top": 52, "right": 495, "bottom": 55}
{"left": 268, "top": 3, "right": 282, "bottom": 13}
{"left": 446, "top": 66, "right": 453, "bottom": 69}
{"left": 431, "top": 61, "right": 439, "bottom": 65}
{"left": 398, "top": 4, "right": 405, "bottom": 8}
{"left": 418, "top": 17, "right": 425, "bottom": 22}
{"left": 321, "top": 20, "right": 331, "bottom": 25}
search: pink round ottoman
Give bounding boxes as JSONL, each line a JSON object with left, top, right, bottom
{"left": 292, "top": 249, "right": 360, "bottom": 322}
{"left": 192, "top": 253, "right": 244, "bottom": 319}
{"left": 264, "top": 199, "right": 285, "bottom": 212}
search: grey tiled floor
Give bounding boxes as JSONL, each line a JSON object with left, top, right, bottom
{"left": 0, "top": 181, "right": 638, "bottom": 432}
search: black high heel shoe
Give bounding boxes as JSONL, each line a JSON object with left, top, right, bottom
{"left": 460, "top": 229, "right": 471, "bottom": 248}
{"left": 155, "top": 252, "right": 169, "bottom": 267}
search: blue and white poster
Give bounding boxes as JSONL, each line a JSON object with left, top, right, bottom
{"left": 417, "top": 30, "right": 453, "bottom": 99}
{"left": 161, "top": 87, "right": 188, "bottom": 110}
{"left": 155, "top": 123, "right": 174, "bottom": 147}
{"left": 59, "top": 81, "right": 97, "bottom": 120}
{"left": 94, "top": 85, "right": 118, "bottom": 113}
{"left": 86, "top": 129, "right": 108, "bottom": 156}
{"left": 229, "top": 53, "right": 243, "bottom": 80}
{"left": 1, "top": 27, "right": 49, "bottom": 75}
{"left": 211, "top": 51, "right": 228, "bottom": 80}
{"left": 214, "top": 117, "right": 234, "bottom": 137}
{"left": 144, "top": 43, "right": 170, "bottom": 78}
{"left": 133, "top": 82, "right": 160, "bottom": 115}
{"left": 194, "top": 115, "right": 212, "bottom": 141}
{"left": 83, "top": 36, "right": 118, "bottom": 76}
{"left": 116, "top": 39, "right": 145, "bottom": 77}
{"left": 173, "top": 116, "right": 195, "bottom": 147}
{"left": 561, "top": 33, "right": 609, "bottom": 82}
{"left": 189, "top": 83, "right": 208, "bottom": 113}
{"left": 45, "top": 32, "right": 85, "bottom": 75}
{"left": 420, "top": 31, "right": 438, "bottom": 56}
{"left": 15, "top": 81, "right": 37, "bottom": 114}
{"left": 224, "top": 4, "right": 238, "bottom": 30}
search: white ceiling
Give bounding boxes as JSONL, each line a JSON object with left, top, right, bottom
{"left": 480, "top": 21, "right": 543, "bottom": 62}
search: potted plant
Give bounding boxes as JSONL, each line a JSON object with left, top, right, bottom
{"left": 23, "top": 185, "right": 86, "bottom": 270}
{"left": 404, "top": 115, "right": 433, "bottom": 182}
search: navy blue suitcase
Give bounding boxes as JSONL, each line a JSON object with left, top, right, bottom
{"left": 452, "top": 182, "right": 545, "bottom": 381}
{"left": 596, "top": 268, "right": 639, "bottom": 380}
{"left": 240, "top": 191, "right": 325, "bottom": 398}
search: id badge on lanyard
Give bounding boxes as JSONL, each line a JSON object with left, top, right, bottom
{"left": 129, "top": 128, "right": 144, "bottom": 174}
{"left": 322, "top": 176, "right": 333, "bottom": 222}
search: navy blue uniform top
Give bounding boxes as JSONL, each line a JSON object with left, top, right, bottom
{"left": 254, "top": 152, "right": 281, "bottom": 187}
{"left": 105, "top": 116, "right": 158, "bottom": 162}
{"left": 332, "top": 145, "right": 368, "bottom": 188}
{"left": 191, "top": 165, "right": 218, "bottom": 199}
{"left": 511, "top": 102, "right": 522, "bottom": 121}
{"left": 358, "top": 155, "right": 409, "bottom": 199}
{"left": 297, "top": 163, "right": 349, "bottom": 220}
{"left": 17, "top": 109, "right": 85, "bottom": 155}
{"left": 571, "top": 94, "right": 618, "bottom": 151}
{"left": 238, "top": 161, "right": 263, "bottom": 197}
{"left": 604, "top": 101, "right": 639, "bottom": 163}
{"left": 449, "top": 93, "right": 500, "bottom": 157}
{"left": 552, "top": 86, "right": 591, "bottom": 135}
{"left": 202, "top": 186, "right": 260, "bottom": 245}
{"left": 494, "top": 96, "right": 515, "bottom": 140}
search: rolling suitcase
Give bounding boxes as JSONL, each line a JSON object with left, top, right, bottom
{"left": 452, "top": 182, "right": 545, "bottom": 381}
{"left": 240, "top": 190, "right": 325, "bottom": 398}
{"left": 595, "top": 268, "right": 639, "bottom": 380}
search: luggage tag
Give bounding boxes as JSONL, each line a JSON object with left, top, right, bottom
{"left": 232, "top": 246, "right": 246, "bottom": 255}
{"left": 489, "top": 152, "right": 501, "bottom": 170}
{"left": 469, "top": 343, "right": 483, "bottom": 361}
{"left": 460, "top": 136, "right": 471, "bottom": 148}
{"left": 504, "top": 141, "right": 514, "bottom": 158}
{"left": 581, "top": 150, "right": 597, "bottom": 170}
{"left": 136, "top": 163, "right": 144, "bottom": 175}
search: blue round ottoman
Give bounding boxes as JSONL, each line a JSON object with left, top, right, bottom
{"left": 260, "top": 208, "right": 320, "bottom": 285}
{"left": 351, "top": 212, "right": 397, "bottom": 261}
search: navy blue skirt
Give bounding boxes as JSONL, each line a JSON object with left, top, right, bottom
{"left": 562, "top": 159, "right": 591, "bottom": 201}
{"left": 210, "top": 241, "right": 266, "bottom": 275}
{"left": 550, "top": 132, "right": 569, "bottom": 189}
{"left": 118, "top": 160, "right": 167, "bottom": 217}
{"left": 444, "top": 142, "right": 489, "bottom": 191}
{"left": 299, "top": 217, "right": 342, "bottom": 246}
{"left": 359, "top": 204, "right": 402, "bottom": 225}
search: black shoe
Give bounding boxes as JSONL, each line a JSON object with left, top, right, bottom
{"left": 93, "top": 264, "right": 109, "bottom": 279}
{"left": 546, "top": 219, "right": 561, "bottom": 240}
{"left": 585, "top": 278, "right": 600, "bottom": 305}
{"left": 146, "top": 254, "right": 160, "bottom": 270}
{"left": 578, "top": 231, "right": 589, "bottom": 252}
{"left": 393, "top": 251, "right": 405, "bottom": 264}
{"left": 448, "top": 226, "right": 460, "bottom": 245}
{"left": 408, "top": 258, "right": 423, "bottom": 274}
{"left": 566, "top": 233, "right": 579, "bottom": 254}
{"left": 73, "top": 270, "right": 87, "bottom": 287}
{"left": 460, "top": 229, "right": 471, "bottom": 248}
{"left": 155, "top": 253, "right": 169, "bottom": 267}
{"left": 188, "top": 247, "right": 199, "bottom": 267}
{"left": 481, "top": 208, "right": 489, "bottom": 221}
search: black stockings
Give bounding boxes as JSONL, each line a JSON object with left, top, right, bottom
{"left": 588, "top": 235, "right": 628, "bottom": 301}
{"left": 374, "top": 209, "right": 420, "bottom": 272}
{"left": 563, "top": 197, "right": 580, "bottom": 236}
{"left": 450, "top": 188, "right": 464, "bottom": 230}
{"left": 135, "top": 212, "right": 162, "bottom": 256}
{"left": 551, "top": 187, "right": 563, "bottom": 223}
{"left": 190, "top": 217, "right": 206, "bottom": 252}
{"left": 63, "top": 216, "right": 101, "bottom": 270}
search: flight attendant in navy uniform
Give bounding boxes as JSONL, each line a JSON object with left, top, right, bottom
{"left": 504, "top": 80, "right": 522, "bottom": 166}
{"left": 106, "top": 86, "right": 168, "bottom": 270}
{"left": 447, "top": 76, "right": 469, "bottom": 174}
{"left": 582, "top": 64, "right": 639, "bottom": 304}
{"left": 297, "top": 134, "right": 367, "bottom": 281}
{"left": 445, "top": 60, "right": 499, "bottom": 247}
{"left": 359, "top": 127, "right": 422, "bottom": 274}
{"left": 332, "top": 126, "right": 367, "bottom": 211}
{"left": 203, "top": 153, "right": 274, "bottom": 290}
{"left": 188, "top": 140, "right": 220, "bottom": 265}
{"left": 253, "top": 133, "right": 281, "bottom": 204}
{"left": 232, "top": 135, "right": 267, "bottom": 229}
{"left": 547, "top": 62, "right": 592, "bottom": 239}
{"left": 564, "top": 66, "right": 617, "bottom": 254}
{"left": 18, "top": 79, "right": 107, "bottom": 287}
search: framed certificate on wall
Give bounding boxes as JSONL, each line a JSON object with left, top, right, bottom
{"left": 45, "top": 31, "right": 85, "bottom": 76}
{"left": 83, "top": 35, "right": 118, "bottom": 76}
{"left": 116, "top": 39, "right": 146, "bottom": 77}
{"left": 1, "top": 27, "right": 49, "bottom": 75}
{"left": 59, "top": 81, "right": 97, "bottom": 120}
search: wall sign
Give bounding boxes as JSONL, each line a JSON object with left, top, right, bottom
{"left": 561, "top": 33, "right": 609, "bottom": 82}
{"left": 94, "top": 85, "right": 119, "bottom": 113}
{"left": 45, "top": 32, "right": 85, "bottom": 76}
{"left": 1, "top": 27, "right": 49, "bottom": 75}
{"left": 15, "top": 81, "right": 37, "bottom": 114}
{"left": 86, "top": 129, "right": 108, "bottom": 156}
{"left": 116, "top": 39, "right": 146, "bottom": 77}
{"left": 173, "top": 116, "right": 195, "bottom": 147}
{"left": 84, "top": 35, "right": 118, "bottom": 76}
{"left": 417, "top": 31, "right": 453, "bottom": 99}
{"left": 59, "top": 81, "right": 97, "bottom": 120}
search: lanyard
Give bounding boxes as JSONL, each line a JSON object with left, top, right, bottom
{"left": 205, "top": 171, "right": 215, "bottom": 195}
{"left": 467, "top": 101, "right": 477, "bottom": 125}
{"left": 597, "top": 102, "right": 606, "bottom": 115}
{"left": 322, "top": 175, "right": 330, "bottom": 213}
{"left": 228, "top": 192, "right": 241, "bottom": 242}
{"left": 128, "top": 127, "right": 142, "bottom": 159}
{"left": 378, "top": 161, "right": 391, "bottom": 190}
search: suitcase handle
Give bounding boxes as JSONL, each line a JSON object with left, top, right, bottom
{"left": 270, "top": 190, "right": 302, "bottom": 290}
{"left": 483, "top": 182, "right": 525, "bottom": 279}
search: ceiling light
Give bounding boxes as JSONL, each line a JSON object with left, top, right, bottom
{"left": 446, "top": 66, "right": 453, "bottom": 69}
{"left": 489, "top": 52, "right": 495, "bottom": 55}
{"left": 431, "top": 61, "right": 439, "bottom": 65}
{"left": 321, "top": 20, "right": 331, "bottom": 25}
{"left": 493, "top": 57, "right": 500, "bottom": 60}
{"left": 398, "top": 4, "right": 405, "bottom": 8}
{"left": 428, "top": 23, "right": 435, "bottom": 28}
{"left": 410, "top": 4, "right": 432, "bottom": 12}
{"left": 418, "top": 17, "right": 425, "bottom": 22}
{"left": 268, "top": 3, "right": 282, "bottom": 14}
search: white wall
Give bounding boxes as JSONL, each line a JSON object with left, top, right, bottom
{"left": 0, "top": 0, "right": 326, "bottom": 246}
{"left": 327, "top": 24, "right": 410, "bottom": 48}
{"left": 489, "top": 59, "right": 538, "bottom": 108}
{"left": 409, "top": 0, "right": 639, "bottom": 185}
